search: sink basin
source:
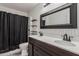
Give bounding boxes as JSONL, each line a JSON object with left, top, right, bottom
{"left": 55, "top": 40, "right": 76, "bottom": 47}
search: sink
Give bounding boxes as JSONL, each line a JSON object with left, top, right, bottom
{"left": 55, "top": 40, "right": 76, "bottom": 47}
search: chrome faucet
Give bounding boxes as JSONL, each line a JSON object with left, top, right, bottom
{"left": 63, "top": 34, "right": 71, "bottom": 42}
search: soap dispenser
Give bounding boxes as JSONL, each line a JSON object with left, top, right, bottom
{"left": 39, "top": 31, "right": 43, "bottom": 36}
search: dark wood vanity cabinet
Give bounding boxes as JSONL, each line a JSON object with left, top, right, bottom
{"left": 28, "top": 37, "right": 79, "bottom": 56}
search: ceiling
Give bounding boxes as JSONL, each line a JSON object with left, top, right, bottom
{"left": 0, "top": 3, "right": 40, "bottom": 12}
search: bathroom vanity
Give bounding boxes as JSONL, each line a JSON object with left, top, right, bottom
{"left": 28, "top": 36, "right": 79, "bottom": 56}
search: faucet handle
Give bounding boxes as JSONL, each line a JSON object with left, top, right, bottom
{"left": 69, "top": 36, "right": 74, "bottom": 41}
{"left": 68, "top": 36, "right": 71, "bottom": 42}
{"left": 68, "top": 36, "right": 74, "bottom": 42}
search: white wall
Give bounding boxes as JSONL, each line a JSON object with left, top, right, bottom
{"left": 28, "top": 3, "right": 79, "bottom": 41}
{"left": 28, "top": 4, "right": 42, "bottom": 35}
{"left": 0, "top": 5, "right": 27, "bottom": 16}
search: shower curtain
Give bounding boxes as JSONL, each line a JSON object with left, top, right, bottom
{"left": 0, "top": 11, "right": 28, "bottom": 53}
{"left": 0, "top": 12, "right": 9, "bottom": 52}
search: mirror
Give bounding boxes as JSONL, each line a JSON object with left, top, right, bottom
{"left": 40, "top": 3, "right": 77, "bottom": 29}
{"left": 43, "top": 8, "right": 70, "bottom": 25}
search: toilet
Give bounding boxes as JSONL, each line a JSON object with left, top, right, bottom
{"left": 19, "top": 42, "right": 28, "bottom": 56}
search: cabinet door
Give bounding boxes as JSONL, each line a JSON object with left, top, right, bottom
{"left": 28, "top": 43, "right": 33, "bottom": 56}
{"left": 34, "top": 46, "right": 50, "bottom": 56}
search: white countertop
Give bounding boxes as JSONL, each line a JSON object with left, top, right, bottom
{"left": 29, "top": 35, "right": 79, "bottom": 55}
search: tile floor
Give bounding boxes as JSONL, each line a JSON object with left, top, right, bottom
{"left": 0, "top": 49, "right": 21, "bottom": 56}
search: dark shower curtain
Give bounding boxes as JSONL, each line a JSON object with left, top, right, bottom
{"left": 0, "top": 11, "right": 28, "bottom": 53}
{"left": 0, "top": 12, "right": 9, "bottom": 52}
{"left": 20, "top": 16, "right": 28, "bottom": 43}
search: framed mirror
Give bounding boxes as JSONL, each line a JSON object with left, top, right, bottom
{"left": 40, "top": 3, "right": 77, "bottom": 29}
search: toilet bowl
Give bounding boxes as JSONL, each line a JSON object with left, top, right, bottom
{"left": 19, "top": 42, "right": 28, "bottom": 56}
